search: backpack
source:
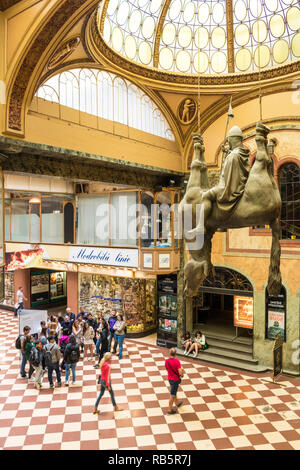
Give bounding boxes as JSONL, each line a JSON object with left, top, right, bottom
{"left": 29, "top": 348, "right": 41, "bottom": 367}
{"left": 45, "top": 345, "right": 55, "bottom": 367}
{"left": 69, "top": 345, "right": 80, "bottom": 364}
{"left": 15, "top": 335, "right": 22, "bottom": 350}
{"left": 60, "top": 338, "right": 68, "bottom": 354}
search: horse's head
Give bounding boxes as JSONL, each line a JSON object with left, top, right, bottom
{"left": 184, "top": 259, "right": 211, "bottom": 297}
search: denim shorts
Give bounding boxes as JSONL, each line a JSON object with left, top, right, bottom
{"left": 169, "top": 380, "right": 180, "bottom": 397}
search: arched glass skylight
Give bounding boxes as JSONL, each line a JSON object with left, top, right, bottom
{"left": 98, "top": 0, "right": 300, "bottom": 74}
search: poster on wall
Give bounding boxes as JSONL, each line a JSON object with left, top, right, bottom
{"left": 266, "top": 287, "right": 286, "bottom": 341}
{"left": 50, "top": 272, "right": 66, "bottom": 300}
{"left": 31, "top": 272, "right": 49, "bottom": 304}
{"left": 234, "top": 296, "right": 253, "bottom": 329}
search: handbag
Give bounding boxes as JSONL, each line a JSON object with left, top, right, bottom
{"left": 166, "top": 359, "right": 182, "bottom": 384}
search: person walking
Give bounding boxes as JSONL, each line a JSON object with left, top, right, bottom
{"left": 108, "top": 310, "right": 117, "bottom": 350}
{"left": 29, "top": 340, "right": 45, "bottom": 390}
{"left": 64, "top": 335, "right": 80, "bottom": 386}
{"left": 14, "top": 286, "right": 27, "bottom": 317}
{"left": 44, "top": 335, "right": 61, "bottom": 388}
{"left": 165, "top": 348, "right": 184, "bottom": 415}
{"left": 18, "top": 325, "right": 31, "bottom": 378}
{"left": 23, "top": 335, "right": 35, "bottom": 382}
{"left": 82, "top": 321, "right": 95, "bottom": 361}
{"left": 112, "top": 314, "right": 126, "bottom": 359}
{"left": 93, "top": 352, "right": 122, "bottom": 415}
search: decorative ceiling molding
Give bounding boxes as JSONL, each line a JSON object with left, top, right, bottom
{"left": 0, "top": 0, "right": 21, "bottom": 10}
{"left": 153, "top": 0, "right": 172, "bottom": 68}
{"left": 6, "top": 0, "right": 101, "bottom": 136}
{"left": 225, "top": 0, "right": 234, "bottom": 74}
{"left": 87, "top": 9, "right": 300, "bottom": 93}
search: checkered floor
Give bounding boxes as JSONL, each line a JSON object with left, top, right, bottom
{"left": 1, "top": 311, "right": 300, "bottom": 450}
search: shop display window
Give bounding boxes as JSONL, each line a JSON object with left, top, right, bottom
{"left": 41, "top": 197, "right": 64, "bottom": 244}
{"left": 79, "top": 273, "right": 157, "bottom": 334}
{"left": 110, "top": 191, "right": 138, "bottom": 246}
{"left": 141, "top": 191, "right": 154, "bottom": 248}
{"left": 156, "top": 191, "right": 172, "bottom": 248}
{"left": 78, "top": 194, "right": 109, "bottom": 245}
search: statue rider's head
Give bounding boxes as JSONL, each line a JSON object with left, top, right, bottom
{"left": 228, "top": 126, "right": 243, "bottom": 150}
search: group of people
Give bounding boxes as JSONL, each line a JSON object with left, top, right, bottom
{"left": 17, "top": 306, "right": 127, "bottom": 391}
{"left": 181, "top": 331, "right": 207, "bottom": 357}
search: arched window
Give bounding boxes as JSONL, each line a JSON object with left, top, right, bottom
{"left": 35, "top": 68, "right": 175, "bottom": 141}
{"left": 278, "top": 163, "right": 300, "bottom": 240}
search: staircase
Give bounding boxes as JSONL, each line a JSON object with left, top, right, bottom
{"left": 177, "top": 333, "right": 267, "bottom": 372}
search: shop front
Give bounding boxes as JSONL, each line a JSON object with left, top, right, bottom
{"left": 79, "top": 273, "right": 157, "bottom": 337}
{"left": 193, "top": 267, "right": 254, "bottom": 342}
{"left": 30, "top": 269, "right": 67, "bottom": 308}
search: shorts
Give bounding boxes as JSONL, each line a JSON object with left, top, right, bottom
{"left": 169, "top": 380, "right": 180, "bottom": 397}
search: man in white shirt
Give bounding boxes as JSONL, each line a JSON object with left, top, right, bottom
{"left": 14, "top": 287, "right": 28, "bottom": 317}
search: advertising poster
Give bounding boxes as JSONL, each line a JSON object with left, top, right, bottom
{"left": 31, "top": 272, "right": 49, "bottom": 304}
{"left": 234, "top": 296, "right": 253, "bottom": 329}
{"left": 164, "top": 319, "right": 171, "bottom": 331}
{"left": 5, "top": 249, "right": 43, "bottom": 271}
{"left": 50, "top": 272, "right": 66, "bottom": 300}
{"left": 267, "top": 310, "right": 285, "bottom": 340}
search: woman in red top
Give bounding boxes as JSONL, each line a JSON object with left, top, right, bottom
{"left": 93, "top": 352, "right": 122, "bottom": 414}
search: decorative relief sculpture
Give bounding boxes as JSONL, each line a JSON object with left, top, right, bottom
{"left": 48, "top": 37, "right": 81, "bottom": 70}
{"left": 178, "top": 98, "right": 197, "bottom": 125}
{"left": 180, "top": 122, "right": 282, "bottom": 298}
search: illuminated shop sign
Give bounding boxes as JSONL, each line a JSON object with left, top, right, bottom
{"left": 234, "top": 296, "right": 253, "bottom": 329}
{"left": 5, "top": 249, "right": 43, "bottom": 271}
{"left": 69, "top": 247, "right": 139, "bottom": 268}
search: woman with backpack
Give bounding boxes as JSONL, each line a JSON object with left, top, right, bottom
{"left": 82, "top": 321, "right": 95, "bottom": 361}
{"left": 64, "top": 335, "right": 80, "bottom": 386}
{"left": 93, "top": 352, "right": 122, "bottom": 415}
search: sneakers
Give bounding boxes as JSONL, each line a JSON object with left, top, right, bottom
{"left": 50, "top": 384, "right": 54, "bottom": 389}
{"left": 28, "top": 377, "right": 35, "bottom": 382}
{"left": 72, "top": 381, "right": 76, "bottom": 386}
{"left": 167, "top": 410, "right": 177, "bottom": 415}
{"left": 34, "top": 383, "right": 40, "bottom": 390}
{"left": 57, "top": 383, "right": 62, "bottom": 387}
{"left": 65, "top": 381, "right": 69, "bottom": 386}
{"left": 193, "top": 352, "right": 197, "bottom": 358}
{"left": 184, "top": 350, "right": 188, "bottom": 356}
{"left": 21, "top": 374, "right": 27, "bottom": 378}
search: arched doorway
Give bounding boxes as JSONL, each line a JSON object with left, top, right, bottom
{"left": 193, "top": 267, "right": 254, "bottom": 341}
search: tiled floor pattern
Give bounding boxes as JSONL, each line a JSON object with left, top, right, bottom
{"left": 1, "top": 311, "right": 300, "bottom": 450}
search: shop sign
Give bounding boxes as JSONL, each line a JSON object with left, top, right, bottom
{"left": 69, "top": 247, "right": 139, "bottom": 268}
{"left": 234, "top": 296, "right": 253, "bottom": 329}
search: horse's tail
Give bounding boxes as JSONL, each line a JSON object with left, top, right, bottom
{"left": 267, "top": 219, "right": 282, "bottom": 296}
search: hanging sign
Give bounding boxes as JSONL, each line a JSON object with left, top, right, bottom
{"left": 234, "top": 296, "right": 253, "bottom": 329}
{"left": 69, "top": 246, "right": 139, "bottom": 268}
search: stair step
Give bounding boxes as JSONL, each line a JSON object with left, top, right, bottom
{"left": 201, "top": 347, "right": 257, "bottom": 364}
{"left": 205, "top": 338, "right": 253, "bottom": 354}
{"left": 204, "top": 333, "right": 253, "bottom": 346}
{"left": 180, "top": 351, "right": 267, "bottom": 373}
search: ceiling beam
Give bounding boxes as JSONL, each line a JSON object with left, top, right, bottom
{"left": 226, "top": 0, "right": 235, "bottom": 73}
{"left": 153, "top": 0, "right": 171, "bottom": 68}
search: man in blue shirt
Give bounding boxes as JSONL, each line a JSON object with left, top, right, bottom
{"left": 108, "top": 310, "right": 117, "bottom": 350}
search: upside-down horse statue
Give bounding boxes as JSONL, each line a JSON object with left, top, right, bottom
{"left": 179, "top": 122, "right": 282, "bottom": 298}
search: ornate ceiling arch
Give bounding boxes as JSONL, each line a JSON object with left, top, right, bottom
{"left": 5, "top": 0, "right": 100, "bottom": 136}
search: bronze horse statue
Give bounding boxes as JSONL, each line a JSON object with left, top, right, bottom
{"left": 180, "top": 122, "right": 282, "bottom": 297}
